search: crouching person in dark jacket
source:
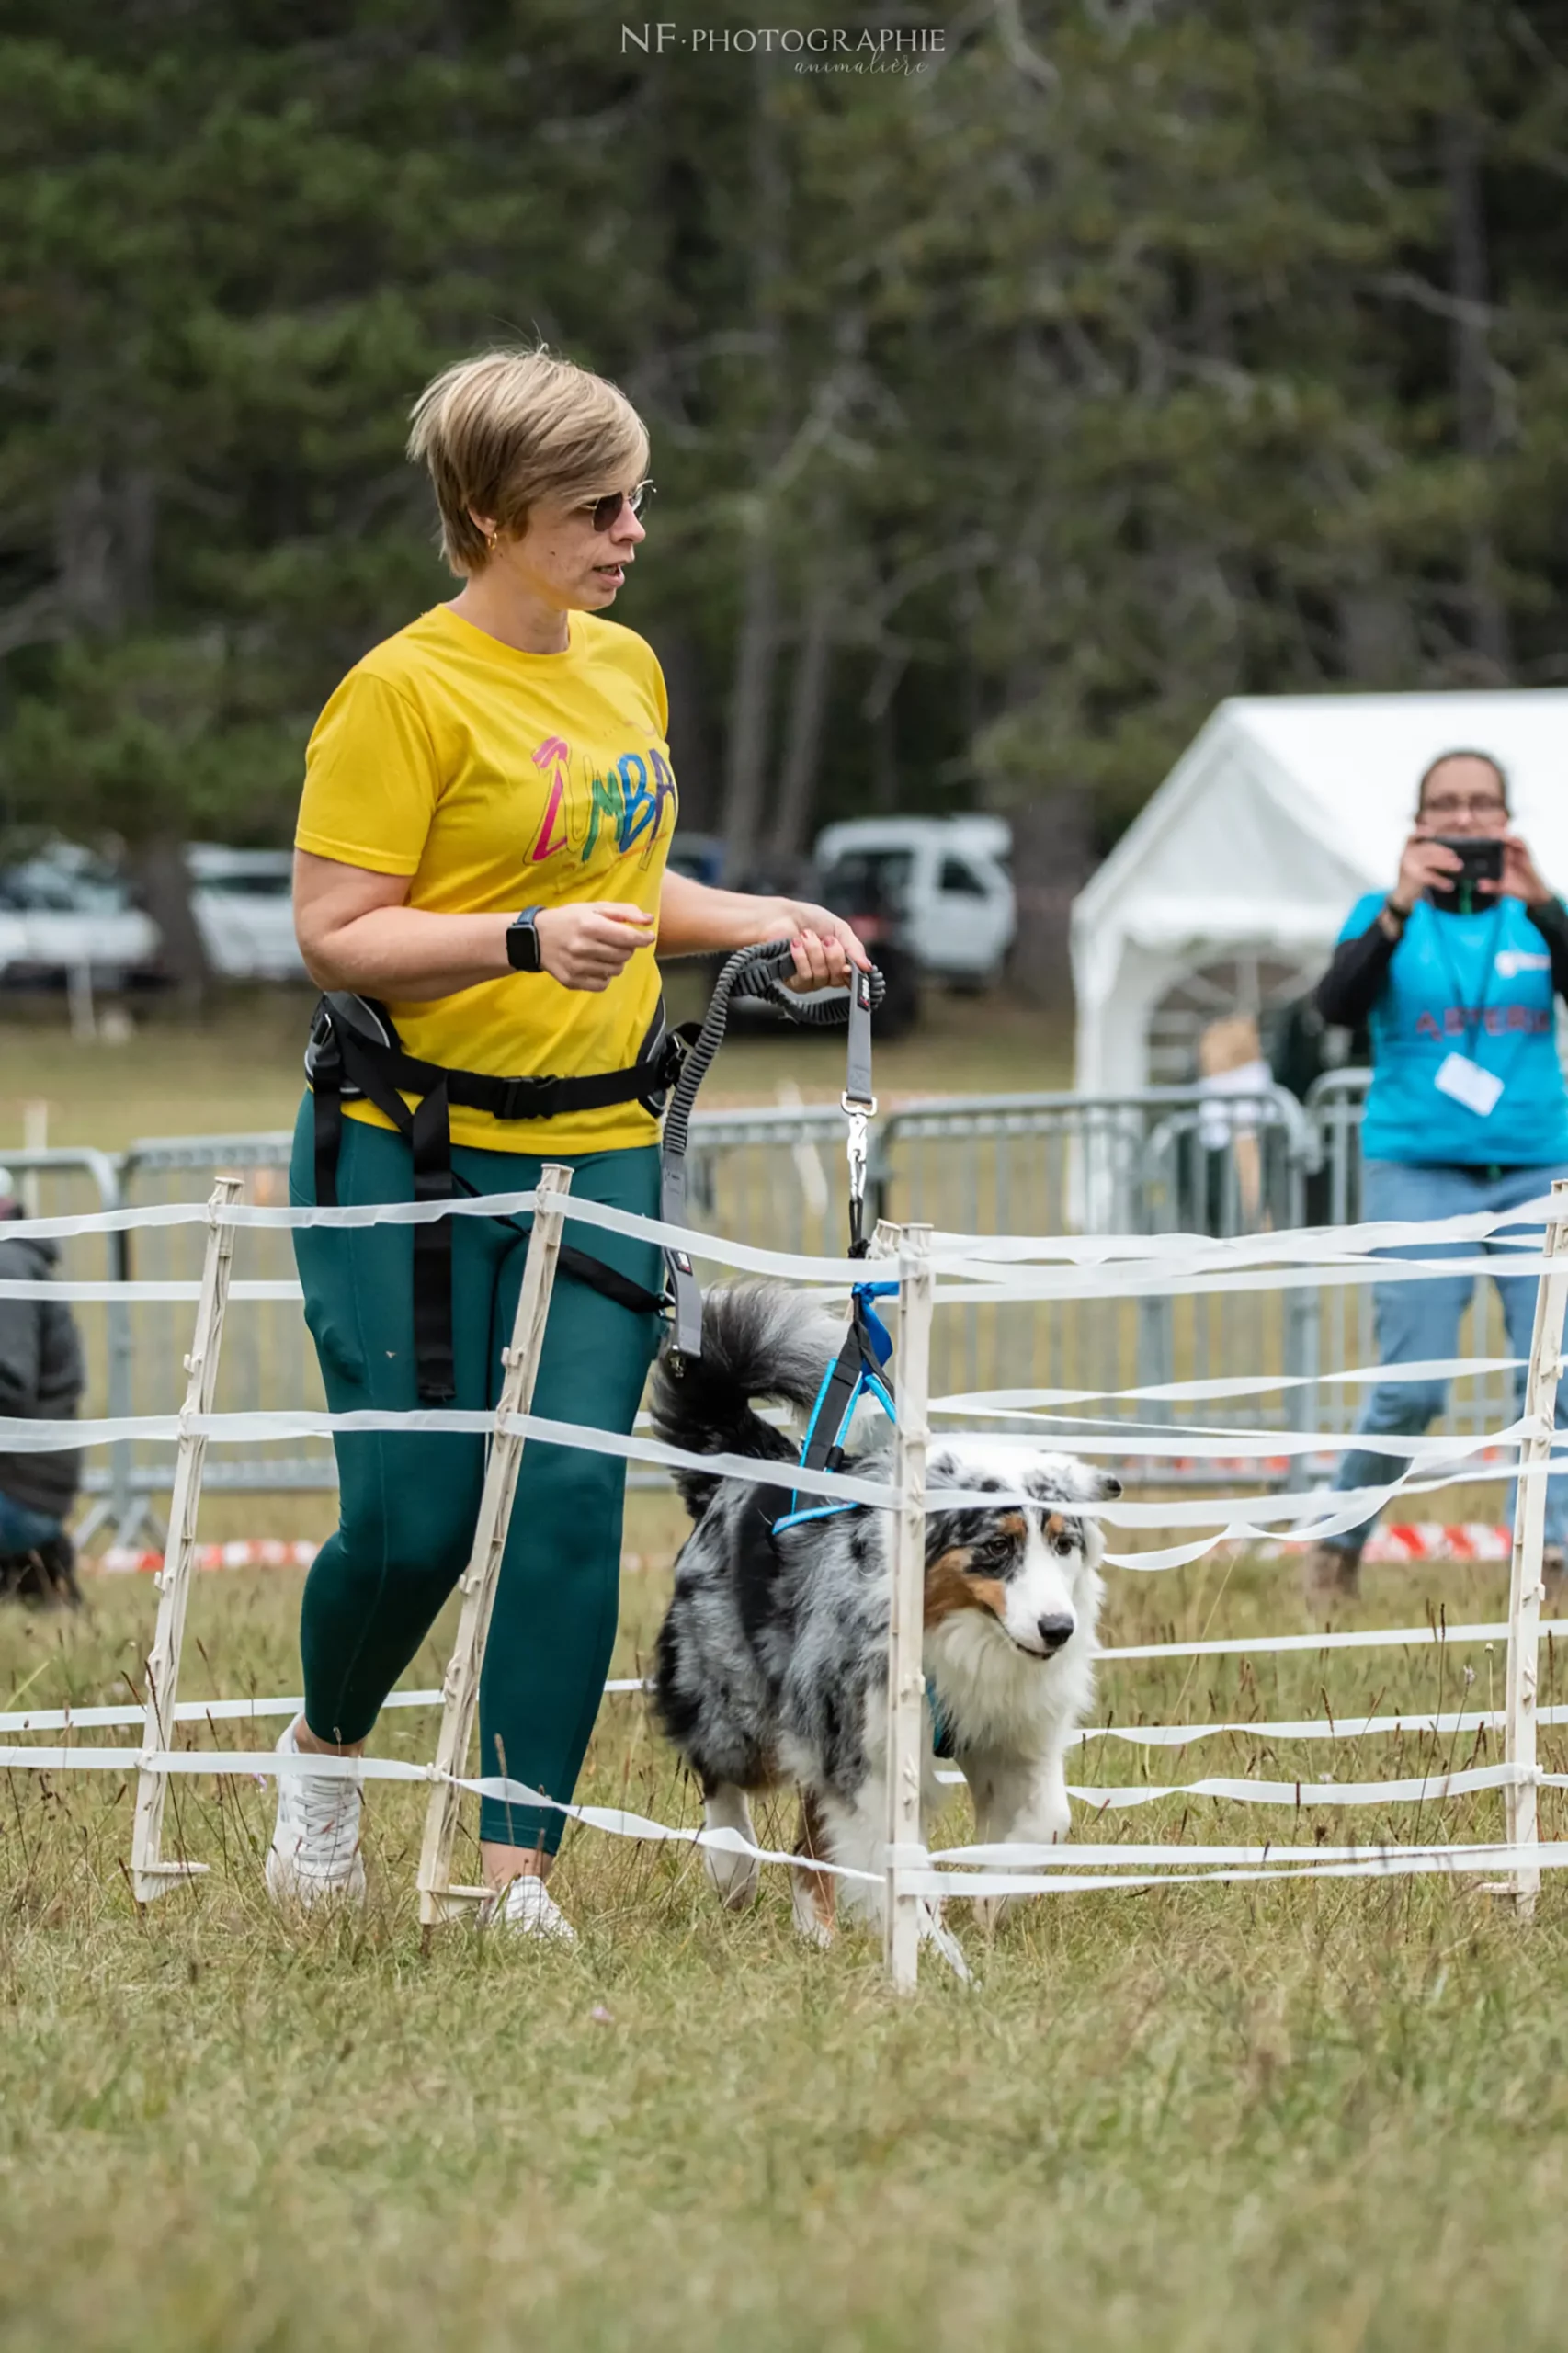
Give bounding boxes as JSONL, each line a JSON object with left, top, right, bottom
{"left": 0, "top": 1176, "right": 85, "bottom": 1607}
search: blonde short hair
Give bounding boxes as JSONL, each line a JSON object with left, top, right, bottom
{"left": 406, "top": 347, "right": 650, "bottom": 576}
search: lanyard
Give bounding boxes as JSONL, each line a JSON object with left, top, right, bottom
{"left": 1419, "top": 901, "right": 1545, "bottom": 1104}
{"left": 1423, "top": 902, "right": 1506, "bottom": 1045}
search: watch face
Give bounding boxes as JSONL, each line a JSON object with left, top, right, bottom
{"left": 508, "top": 914, "right": 541, "bottom": 972}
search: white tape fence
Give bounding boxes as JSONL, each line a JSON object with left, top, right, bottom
{"left": 2, "top": 1172, "right": 1566, "bottom": 1983}
{"left": 16, "top": 1115, "right": 1558, "bottom": 1538}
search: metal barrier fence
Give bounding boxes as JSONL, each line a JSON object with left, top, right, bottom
{"left": 116, "top": 1132, "right": 319, "bottom": 1542}
{"left": 870, "top": 1086, "right": 1316, "bottom": 1444}
{"left": 1301, "top": 1064, "right": 1519, "bottom": 1466}
{"left": 13, "top": 1069, "right": 1538, "bottom": 1538}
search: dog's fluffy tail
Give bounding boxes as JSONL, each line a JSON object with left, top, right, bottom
{"left": 651, "top": 1281, "right": 848, "bottom": 1519}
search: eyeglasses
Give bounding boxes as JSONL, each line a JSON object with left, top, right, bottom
{"left": 1422, "top": 793, "right": 1508, "bottom": 820}
{"left": 582, "top": 481, "right": 655, "bottom": 532}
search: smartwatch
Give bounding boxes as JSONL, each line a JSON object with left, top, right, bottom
{"left": 506, "top": 906, "right": 544, "bottom": 973}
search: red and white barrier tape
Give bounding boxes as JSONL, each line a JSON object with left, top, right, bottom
{"left": 1259, "top": 1521, "right": 1514, "bottom": 1563}
{"left": 94, "top": 1524, "right": 1517, "bottom": 1577}
{"left": 92, "top": 1540, "right": 662, "bottom": 1576}
{"left": 97, "top": 1539, "right": 320, "bottom": 1575}
{"left": 1365, "top": 1521, "right": 1513, "bottom": 1562}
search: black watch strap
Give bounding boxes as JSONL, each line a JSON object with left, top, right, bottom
{"left": 506, "top": 906, "right": 543, "bottom": 973}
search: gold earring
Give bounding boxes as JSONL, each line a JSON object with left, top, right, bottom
{"left": 484, "top": 529, "right": 498, "bottom": 552}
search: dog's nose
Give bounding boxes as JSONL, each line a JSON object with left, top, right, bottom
{"left": 1036, "top": 1614, "right": 1074, "bottom": 1654}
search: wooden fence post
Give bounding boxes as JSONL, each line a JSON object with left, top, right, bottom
{"left": 131, "top": 1176, "right": 242, "bottom": 1903}
{"left": 1503, "top": 1176, "right": 1568, "bottom": 1917}
{"left": 418, "top": 1165, "right": 572, "bottom": 1927}
{"left": 884, "top": 1222, "right": 932, "bottom": 1991}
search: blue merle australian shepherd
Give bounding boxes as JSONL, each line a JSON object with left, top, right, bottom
{"left": 651, "top": 1283, "right": 1119, "bottom": 1941}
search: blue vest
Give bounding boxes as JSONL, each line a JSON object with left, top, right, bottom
{"left": 1344, "top": 892, "right": 1568, "bottom": 1165}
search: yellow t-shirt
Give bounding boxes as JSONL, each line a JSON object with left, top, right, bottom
{"left": 296, "top": 603, "right": 678, "bottom": 1155}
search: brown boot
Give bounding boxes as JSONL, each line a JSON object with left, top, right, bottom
{"left": 1544, "top": 1546, "right": 1566, "bottom": 1612}
{"left": 1299, "top": 1542, "right": 1361, "bottom": 1611}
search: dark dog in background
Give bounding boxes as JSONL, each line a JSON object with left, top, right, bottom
{"left": 0, "top": 1176, "right": 84, "bottom": 1611}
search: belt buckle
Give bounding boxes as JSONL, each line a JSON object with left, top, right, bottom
{"left": 498, "top": 1074, "right": 550, "bottom": 1120}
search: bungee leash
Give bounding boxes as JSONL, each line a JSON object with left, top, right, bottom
{"left": 659, "top": 939, "right": 882, "bottom": 1361}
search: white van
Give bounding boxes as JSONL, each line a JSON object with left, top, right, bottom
{"left": 812, "top": 816, "right": 1016, "bottom": 986}
{"left": 0, "top": 845, "right": 157, "bottom": 986}
{"left": 0, "top": 843, "right": 307, "bottom": 987}
{"left": 186, "top": 846, "right": 306, "bottom": 980}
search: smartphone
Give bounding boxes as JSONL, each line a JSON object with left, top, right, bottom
{"left": 1429, "top": 835, "right": 1504, "bottom": 915}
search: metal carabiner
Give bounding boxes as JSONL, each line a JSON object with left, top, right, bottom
{"left": 843, "top": 1091, "right": 879, "bottom": 1254}
{"left": 842, "top": 1097, "right": 873, "bottom": 1210}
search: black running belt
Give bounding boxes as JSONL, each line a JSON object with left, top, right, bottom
{"left": 312, "top": 991, "right": 683, "bottom": 1125}
{"left": 307, "top": 994, "right": 682, "bottom": 1403}
{"left": 307, "top": 947, "right": 882, "bottom": 1400}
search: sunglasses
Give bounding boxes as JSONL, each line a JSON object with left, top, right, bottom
{"left": 582, "top": 481, "right": 655, "bottom": 532}
{"left": 1421, "top": 793, "right": 1508, "bottom": 820}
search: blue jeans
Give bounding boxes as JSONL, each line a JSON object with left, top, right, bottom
{"left": 1326, "top": 1159, "right": 1568, "bottom": 1557}
{"left": 0, "top": 1491, "right": 65, "bottom": 1554}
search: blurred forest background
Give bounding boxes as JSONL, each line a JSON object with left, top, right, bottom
{"left": 3, "top": 0, "right": 1568, "bottom": 1000}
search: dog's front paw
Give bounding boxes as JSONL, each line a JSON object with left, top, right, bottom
{"left": 700, "top": 1787, "right": 762, "bottom": 1909}
{"left": 918, "top": 1899, "right": 974, "bottom": 1983}
{"left": 791, "top": 1870, "right": 835, "bottom": 1947}
{"left": 704, "top": 1845, "right": 761, "bottom": 1911}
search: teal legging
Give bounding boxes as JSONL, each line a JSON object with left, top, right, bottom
{"left": 289, "top": 1100, "right": 661, "bottom": 1851}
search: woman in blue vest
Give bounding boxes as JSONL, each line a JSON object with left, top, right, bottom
{"left": 1299, "top": 749, "right": 1568, "bottom": 1609}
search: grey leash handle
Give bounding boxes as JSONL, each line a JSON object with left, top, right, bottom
{"left": 843, "top": 967, "right": 876, "bottom": 1255}
{"left": 662, "top": 942, "right": 884, "bottom": 1359}
{"left": 845, "top": 965, "right": 875, "bottom": 1110}
{"left": 663, "top": 1154, "right": 704, "bottom": 1358}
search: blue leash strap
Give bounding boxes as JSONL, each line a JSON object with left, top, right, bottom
{"left": 853, "top": 1279, "right": 897, "bottom": 1368}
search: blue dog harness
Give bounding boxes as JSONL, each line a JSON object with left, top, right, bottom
{"left": 774, "top": 1281, "right": 953, "bottom": 1752}
{"left": 772, "top": 1279, "right": 899, "bottom": 1535}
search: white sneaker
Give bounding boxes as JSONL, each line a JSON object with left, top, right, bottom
{"left": 265, "top": 1718, "right": 367, "bottom": 1910}
{"left": 483, "top": 1872, "right": 577, "bottom": 1943}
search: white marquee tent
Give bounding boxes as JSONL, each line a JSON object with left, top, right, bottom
{"left": 1070, "top": 690, "right": 1568, "bottom": 1095}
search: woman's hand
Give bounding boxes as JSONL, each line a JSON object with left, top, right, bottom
{"left": 535, "top": 902, "right": 657, "bottom": 992}
{"left": 1483, "top": 832, "right": 1554, "bottom": 911}
{"left": 293, "top": 852, "right": 656, "bottom": 1000}
{"left": 774, "top": 898, "right": 873, "bottom": 992}
{"left": 1390, "top": 832, "right": 1463, "bottom": 914}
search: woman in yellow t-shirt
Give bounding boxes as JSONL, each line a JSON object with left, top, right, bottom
{"left": 271, "top": 347, "right": 868, "bottom": 1938}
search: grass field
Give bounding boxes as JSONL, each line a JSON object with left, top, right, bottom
{"left": 2, "top": 1528, "right": 1567, "bottom": 2352}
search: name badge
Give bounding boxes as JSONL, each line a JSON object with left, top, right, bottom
{"left": 1434, "top": 1051, "right": 1504, "bottom": 1119}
